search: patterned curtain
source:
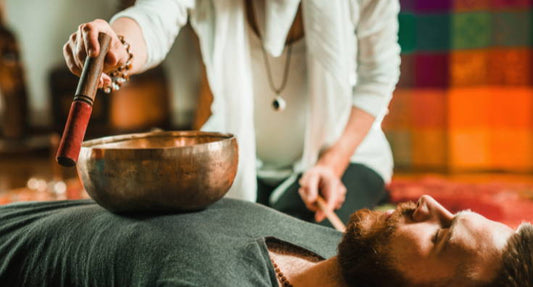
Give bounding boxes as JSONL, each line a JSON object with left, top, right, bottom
{"left": 383, "top": 0, "right": 533, "bottom": 173}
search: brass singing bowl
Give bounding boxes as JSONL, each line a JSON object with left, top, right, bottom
{"left": 77, "top": 131, "right": 238, "bottom": 213}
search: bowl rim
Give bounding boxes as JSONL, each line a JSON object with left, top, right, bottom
{"left": 81, "top": 130, "right": 236, "bottom": 151}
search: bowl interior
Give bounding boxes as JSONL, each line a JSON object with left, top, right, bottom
{"left": 82, "top": 131, "right": 233, "bottom": 150}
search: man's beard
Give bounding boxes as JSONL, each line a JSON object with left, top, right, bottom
{"left": 337, "top": 201, "right": 418, "bottom": 287}
{"left": 348, "top": 201, "right": 418, "bottom": 243}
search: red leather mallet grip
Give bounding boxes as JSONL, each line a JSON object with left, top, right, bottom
{"left": 56, "top": 33, "right": 112, "bottom": 167}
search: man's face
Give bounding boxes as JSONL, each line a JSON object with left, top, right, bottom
{"left": 349, "top": 195, "right": 515, "bottom": 286}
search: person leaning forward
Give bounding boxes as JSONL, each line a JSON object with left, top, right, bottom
{"left": 63, "top": 0, "right": 401, "bottom": 227}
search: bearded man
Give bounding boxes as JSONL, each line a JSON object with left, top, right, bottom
{"left": 0, "top": 195, "right": 531, "bottom": 286}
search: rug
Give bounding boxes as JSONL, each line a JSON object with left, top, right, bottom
{"left": 388, "top": 174, "right": 533, "bottom": 228}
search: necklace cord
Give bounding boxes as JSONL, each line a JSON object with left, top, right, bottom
{"left": 261, "top": 43, "right": 293, "bottom": 95}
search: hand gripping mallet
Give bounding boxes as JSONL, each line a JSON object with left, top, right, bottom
{"left": 56, "top": 32, "right": 111, "bottom": 167}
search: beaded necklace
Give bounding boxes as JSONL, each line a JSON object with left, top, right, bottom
{"left": 270, "top": 256, "right": 294, "bottom": 287}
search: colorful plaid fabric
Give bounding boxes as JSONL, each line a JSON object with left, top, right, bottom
{"left": 383, "top": 0, "right": 533, "bottom": 172}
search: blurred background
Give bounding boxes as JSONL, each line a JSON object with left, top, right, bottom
{"left": 385, "top": 0, "right": 533, "bottom": 227}
{"left": 0, "top": 0, "right": 532, "bottom": 226}
{"left": 385, "top": 0, "right": 533, "bottom": 174}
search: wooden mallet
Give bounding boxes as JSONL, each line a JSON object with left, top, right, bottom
{"left": 56, "top": 32, "right": 111, "bottom": 167}
{"left": 317, "top": 195, "right": 346, "bottom": 232}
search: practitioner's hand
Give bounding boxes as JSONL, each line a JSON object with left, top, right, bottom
{"left": 298, "top": 165, "right": 347, "bottom": 222}
{"left": 63, "top": 19, "right": 129, "bottom": 89}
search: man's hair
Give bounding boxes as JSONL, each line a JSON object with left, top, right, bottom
{"left": 487, "top": 223, "right": 533, "bottom": 287}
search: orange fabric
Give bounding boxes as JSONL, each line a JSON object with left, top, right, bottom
{"left": 388, "top": 3, "right": 533, "bottom": 173}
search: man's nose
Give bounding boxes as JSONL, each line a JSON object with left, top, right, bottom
{"left": 411, "top": 195, "right": 454, "bottom": 225}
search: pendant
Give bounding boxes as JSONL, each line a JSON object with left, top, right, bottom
{"left": 272, "top": 96, "right": 286, "bottom": 111}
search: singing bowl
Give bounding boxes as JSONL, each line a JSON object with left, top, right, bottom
{"left": 76, "top": 131, "right": 238, "bottom": 213}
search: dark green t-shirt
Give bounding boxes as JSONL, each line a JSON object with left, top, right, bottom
{"left": 0, "top": 198, "right": 342, "bottom": 286}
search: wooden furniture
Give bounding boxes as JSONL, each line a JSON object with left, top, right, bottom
{"left": 0, "top": 2, "right": 28, "bottom": 139}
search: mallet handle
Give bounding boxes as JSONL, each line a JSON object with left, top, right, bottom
{"left": 317, "top": 196, "right": 346, "bottom": 232}
{"left": 56, "top": 33, "right": 111, "bottom": 167}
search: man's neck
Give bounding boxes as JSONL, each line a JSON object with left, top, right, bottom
{"left": 293, "top": 256, "right": 348, "bottom": 287}
{"left": 270, "top": 251, "right": 348, "bottom": 287}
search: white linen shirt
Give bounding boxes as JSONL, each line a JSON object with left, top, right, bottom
{"left": 111, "top": 0, "right": 401, "bottom": 202}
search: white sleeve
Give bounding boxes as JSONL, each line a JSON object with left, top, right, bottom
{"left": 110, "top": 0, "right": 195, "bottom": 71}
{"left": 352, "top": 0, "right": 401, "bottom": 117}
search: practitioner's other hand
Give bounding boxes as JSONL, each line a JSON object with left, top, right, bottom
{"left": 63, "top": 19, "right": 129, "bottom": 89}
{"left": 298, "top": 165, "right": 347, "bottom": 222}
